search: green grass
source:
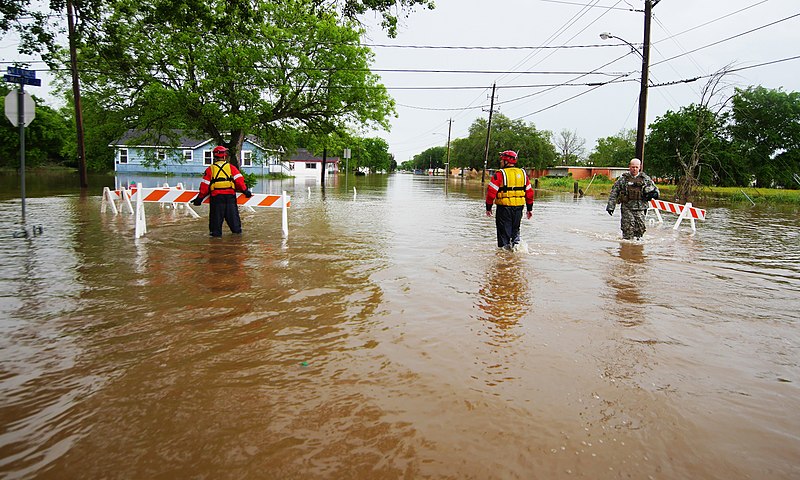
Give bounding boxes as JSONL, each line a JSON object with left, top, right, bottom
{"left": 530, "top": 175, "right": 800, "bottom": 205}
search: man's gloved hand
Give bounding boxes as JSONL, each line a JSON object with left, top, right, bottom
{"left": 606, "top": 206, "right": 614, "bottom": 216}
{"left": 243, "top": 189, "right": 253, "bottom": 198}
{"left": 192, "top": 197, "right": 203, "bottom": 206}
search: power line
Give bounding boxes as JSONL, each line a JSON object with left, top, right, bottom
{"left": 652, "top": 0, "right": 771, "bottom": 45}
{"left": 536, "top": 0, "right": 640, "bottom": 11}
{"left": 651, "top": 12, "right": 800, "bottom": 68}
{"left": 650, "top": 54, "right": 800, "bottom": 88}
{"left": 365, "top": 42, "right": 624, "bottom": 50}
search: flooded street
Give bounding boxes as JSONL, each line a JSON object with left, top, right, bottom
{"left": 0, "top": 173, "right": 798, "bottom": 479}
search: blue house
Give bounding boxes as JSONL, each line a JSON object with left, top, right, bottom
{"left": 109, "top": 130, "right": 287, "bottom": 176}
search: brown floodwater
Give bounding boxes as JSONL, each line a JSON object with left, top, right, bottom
{"left": 0, "top": 173, "right": 798, "bottom": 479}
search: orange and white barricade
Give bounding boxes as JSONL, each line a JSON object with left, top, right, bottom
{"left": 131, "top": 183, "right": 290, "bottom": 239}
{"left": 101, "top": 186, "right": 136, "bottom": 215}
{"left": 647, "top": 199, "right": 706, "bottom": 232}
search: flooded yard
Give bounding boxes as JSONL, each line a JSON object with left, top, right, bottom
{"left": 0, "top": 173, "right": 798, "bottom": 479}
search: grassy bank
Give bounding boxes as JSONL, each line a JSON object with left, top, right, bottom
{"left": 532, "top": 176, "right": 800, "bottom": 205}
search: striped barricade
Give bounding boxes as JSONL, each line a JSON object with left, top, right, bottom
{"left": 647, "top": 199, "right": 706, "bottom": 232}
{"left": 131, "top": 183, "right": 291, "bottom": 239}
{"left": 101, "top": 186, "right": 136, "bottom": 215}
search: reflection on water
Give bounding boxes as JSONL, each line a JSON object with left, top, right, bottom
{"left": 605, "top": 242, "right": 647, "bottom": 326}
{"left": 0, "top": 174, "right": 799, "bottom": 479}
{"left": 477, "top": 250, "right": 531, "bottom": 330}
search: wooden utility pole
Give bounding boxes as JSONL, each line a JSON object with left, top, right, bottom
{"left": 445, "top": 118, "right": 452, "bottom": 177}
{"left": 481, "top": 83, "right": 497, "bottom": 185}
{"left": 635, "top": 0, "right": 657, "bottom": 168}
{"left": 321, "top": 147, "right": 327, "bottom": 188}
{"left": 67, "top": 0, "right": 88, "bottom": 189}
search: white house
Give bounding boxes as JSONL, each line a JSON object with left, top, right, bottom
{"left": 286, "top": 148, "right": 340, "bottom": 175}
{"left": 109, "top": 130, "right": 287, "bottom": 176}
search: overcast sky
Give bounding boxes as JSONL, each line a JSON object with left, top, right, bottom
{"left": 3, "top": 0, "right": 799, "bottom": 164}
{"left": 360, "top": 0, "right": 800, "bottom": 163}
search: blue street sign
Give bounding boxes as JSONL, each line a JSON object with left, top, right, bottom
{"left": 3, "top": 74, "right": 42, "bottom": 87}
{"left": 7, "top": 67, "right": 36, "bottom": 79}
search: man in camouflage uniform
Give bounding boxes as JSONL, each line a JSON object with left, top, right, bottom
{"left": 606, "top": 158, "right": 659, "bottom": 240}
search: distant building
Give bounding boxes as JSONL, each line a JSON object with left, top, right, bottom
{"left": 529, "top": 166, "right": 629, "bottom": 180}
{"left": 285, "top": 148, "right": 340, "bottom": 175}
{"left": 109, "top": 130, "right": 287, "bottom": 176}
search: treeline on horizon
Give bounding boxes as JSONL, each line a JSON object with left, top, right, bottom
{"left": 402, "top": 85, "right": 800, "bottom": 191}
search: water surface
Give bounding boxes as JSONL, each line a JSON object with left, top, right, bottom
{"left": 0, "top": 173, "right": 798, "bottom": 479}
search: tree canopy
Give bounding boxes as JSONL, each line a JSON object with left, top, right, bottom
{"left": 447, "top": 114, "right": 556, "bottom": 172}
{"left": 69, "top": 0, "right": 395, "bottom": 166}
{"left": 0, "top": 86, "right": 72, "bottom": 168}
{"left": 729, "top": 86, "right": 800, "bottom": 188}
{"left": 645, "top": 85, "right": 800, "bottom": 193}
{"left": 587, "top": 130, "right": 635, "bottom": 167}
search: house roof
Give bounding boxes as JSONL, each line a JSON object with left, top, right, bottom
{"left": 287, "top": 148, "right": 340, "bottom": 163}
{"left": 109, "top": 129, "right": 281, "bottom": 152}
{"left": 109, "top": 130, "right": 211, "bottom": 149}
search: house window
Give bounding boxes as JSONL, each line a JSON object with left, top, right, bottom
{"left": 306, "top": 163, "right": 317, "bottom": 169}
{"left": 118, "top": 149, "right": 128, "bottom": 164}
{"left": 183, "top": 150, "right": 193, "bottom": 162}
{"left": 157, "top": 150, "right": 166, "bottom": 162}
{"left": 242, "top": 151, "right": 252, "bottom": 167}
{"left": 204, "top": 150, "right": 212, "bottom": 165}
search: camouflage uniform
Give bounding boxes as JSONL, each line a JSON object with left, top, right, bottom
{"left": 606, "top": 171, "right": 659, "bottom": 240}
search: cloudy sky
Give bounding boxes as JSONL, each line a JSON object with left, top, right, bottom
{"left": 360, "top": 0, "right": 800, "bottom": 163}
{"left": 3, "top": 0, "right": 798, "bottom": 165}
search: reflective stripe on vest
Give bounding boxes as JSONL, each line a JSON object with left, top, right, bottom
{"left": 210, "top": 161, "right": 234, "bottom": 191}
{"left": 496, "top": 167, "right": 527, "bottom": 206}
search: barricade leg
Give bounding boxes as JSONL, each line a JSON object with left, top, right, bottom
{"left": 282, "top": 191, "right": 289, "bottom": 238}
{"left": 673, "top": 202, "right": 697, "bottom": 232}
{"left": 185, "top": 204, "right": 200, "bottom": 218}
{"left": 121, "top": 187, "right": 134, "bottom": 214}
{"left": 101, "top": 187, "right": 119, "bottom": 215}
{"left": 134, "top": 182, "right": 147, "bottom": 239}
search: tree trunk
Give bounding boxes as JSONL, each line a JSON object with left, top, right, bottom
{"left": 227, "top": 130, "right": 245, "bottom": 168}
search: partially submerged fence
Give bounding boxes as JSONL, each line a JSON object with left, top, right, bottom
{"left": 647, "top": 199, "right": 706, "bottom": 232}
{"left": 101, "top": 183, "right": 290, "bottom": 239}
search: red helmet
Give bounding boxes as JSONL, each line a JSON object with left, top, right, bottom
{"left": 213, "top": 146, "right": 229, "bottom": 158}
{"left": 500, "top": 150, "right": 518, "bottom": 164}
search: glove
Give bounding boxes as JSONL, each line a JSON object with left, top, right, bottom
{"left": 192, "top": 197, "right": 203, "bottom": 206}
{"left": 606, "top": 207, "right": 614, "bottom": 216}
{"left": 243, "top": 189, "right": 253, "bottom": 198}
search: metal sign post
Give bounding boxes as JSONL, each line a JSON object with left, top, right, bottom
{"left": 4, "top": 67, "right": 41, "bottom": 225}
{"left": 343, "top": 148, "right": 351, "bottom": 189}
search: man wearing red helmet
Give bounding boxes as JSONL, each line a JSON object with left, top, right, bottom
{"left": 192, "top": 145, "right": 253, "bottom": 237}
{"left": 485, "top": 150, "right": 535, "bottom": 249}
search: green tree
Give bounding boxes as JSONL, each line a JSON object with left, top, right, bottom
{"left": 412, "top": 146, "right": 446, "bottom": 172}
{"left": 358, "top": 137, "right": 392, "bottom": 173}
{"left": 587, "top": 129, "right": 635, "bottom": 167}
{"left": 646, "top": 104, "right": 729, "bottom": 193}
{"left": 0, "top": 86, "right": 72, "bottom": 168}
{"left": 70, "top": 0, "right": 396, "bottom": 169}
{"left": 647, "top": 70, "right": 734, "bottom": 200}
{"left": 60, "top": 92, "right": 129, "bottom": 172}
{"left": 1, "top": 0, "right": 432, "bottom": 58}
{"left": 449, "top": 114, "right": 556, "bottom": 172}
{"left": 729, "top": 86, "right": 800, "bottom": 188}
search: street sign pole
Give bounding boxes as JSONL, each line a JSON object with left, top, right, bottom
{"left": 5, "top": 66, "right": 41, "bottom": 224}
{"left": 18, "top": 85, "right": 26, "bottom": 221}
